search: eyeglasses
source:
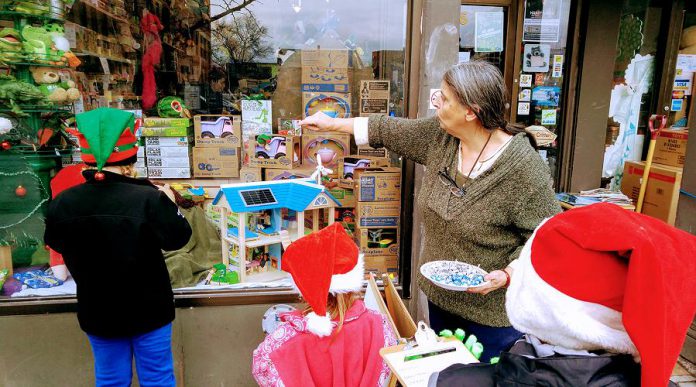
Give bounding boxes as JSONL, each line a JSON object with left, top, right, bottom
{"left": 438, "top": 167, "right": 465, "bottom": 197}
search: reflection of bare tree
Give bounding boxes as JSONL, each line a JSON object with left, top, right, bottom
{"left": 212, "top": 13, "right": 274, "bottom": 65}
{"left": 191, "top": 0, "right": 258, "bottom": 31}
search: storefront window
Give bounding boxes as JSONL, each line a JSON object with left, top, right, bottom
{"left": 459, "top": 5, "right": 507, "bottom": 73}
{"left": 669, "top": 4, "right": 696, "bottom": 129}
{"left": 511, "top": 0, "right": 572, "bottom": 185}
{"left": 0, "top": 0, "right": 408, "bottom": 300}
{"left": 602, "top": 0, "right": 664, "bottom": 189}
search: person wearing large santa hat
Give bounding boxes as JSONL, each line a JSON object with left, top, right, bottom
{"left": 252, "top": 222, "right": 398, "bottom": 387}
{"left": 429, "top": 203, "right": 696, "bottom": 386}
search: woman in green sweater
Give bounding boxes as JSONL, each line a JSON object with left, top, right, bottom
{"left": 300, "top": 60, "right": 561, "bottom": 361}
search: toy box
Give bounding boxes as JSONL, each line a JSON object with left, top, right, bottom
{"left": 358, "top": 80, "right": 390, "bottom": 116}
{"left": 302, "top": 131, "right": 351, "bottom": 171}
{"left": 356, "top": 201, "right": 400, "bottom": 228}
{"left": 239, "top": 167, "right": 263, "bottom": 182}
{"left": 241, "top": 100, "right": 272, "bottom": 135}
{"left": 140, "top": 126, "right": 189, "bottom": 137}
{"left": 301, "top": 67, "right": 350, "bottom": 93}
{"left": 620, "top": 161, "right": 683, "bottom": 225}
{"left": 144, "top": 136, "right": 190, "bottom": 147}
{"left": 653, "top": 129, "right": 688, "bottom": 168}
{"left": 357, "top": 145, "right": 388, "bottom": 159}
{"left": 146, "top": 167, "right": 191, "bottom": 179}
{"left": 364, "top": 255, "right": 398, "bottom": 280}
{"left": 145, "top": 146, "right": 190, "bottom": 158}
{"left": 142, "top": 117, "right": 190, "bottom": 127}
{"left": 146, "top": 157, "right": 191, "bottom": 168}
{"left": 264, "top": 166, "right": 315, "bottom": 181}
{"left": 278, "top": 118, "right": 302, "bottom": 136}
{"left": 328, "top": 187, "right": 356, "bottom": 208}
{"left": 338, "top": 155, "right": 390, "bottom": 181}
{"left": 192, "top": 147, "right": 240, "bottom": 178}
{"left": 356, "top": 227, "right": 399, "bottom": 257}
{"left": 302, "top": 92, "right": 351, "bottom": 119}
{"left": 354, "top": 167, "right": 401, "bottom": 202}
{"left": 301, "top": 49, "right": 352, "bottom": 68}
{"left": 194, "top": 115, "right": 242, "bottom": 147}
{"left": 248, "top": 135, "right": 301, "bottom": 170}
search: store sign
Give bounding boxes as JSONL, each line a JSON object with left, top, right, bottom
{"left": 519, "top": 74, "right": 533, "bottom": 88}
{"left": 523, "top": 44, "right": 550, "bottom": 73}
{"left": 541, "top": 109, "right": 557, "bottom": 125}
{"left": 517, "top": 102, "right": 530, "bottom": 115}
{"left": 359, "top": 80, "right": 390, "bottom": 117}
{"left": 474, "top": 12, "right": 504, "bottom": 53}
{"left": 522, "top": 0, "right": 562, "bottom": 42}
{"left": 532, "top": 86, "right": 561, "bottom": 107}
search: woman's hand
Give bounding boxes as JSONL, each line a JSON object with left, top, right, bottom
{"left": 299, "top": 112, "right": 354, "bottom": 134}
{"left": 467, "top": 269, "right": 510, "bottom": 295}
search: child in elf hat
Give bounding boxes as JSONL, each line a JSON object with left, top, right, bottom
{"left": 44, "top": 108, "right": 192, "bottom": 387}
{"left": 252, "top": 222, "right": 398, "bottom": 387}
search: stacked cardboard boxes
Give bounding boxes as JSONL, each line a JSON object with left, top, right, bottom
{"left": 192, "top": 115, "right": 241, "bottom": 178}
{"left": 301, "top": 50, "right": 352, "bottom": 118}
{"left": 621, "top": 128, "right": 688, "bottom": 225}
{"left": 352, "top": 167, "right": 401, "bottom": 279}
{"left": 140, "top": 117, "right": 192, "bottom": 179}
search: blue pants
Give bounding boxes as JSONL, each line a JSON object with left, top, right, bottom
{"left": 87, "top": 323, "right": 175, "bottom": 387}
{"left": 428, "top": 301, "right": 522, "bottom": 362}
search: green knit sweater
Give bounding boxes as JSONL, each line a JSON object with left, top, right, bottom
{"left": 368, "top": 115, "right": 561, "bottom": 327}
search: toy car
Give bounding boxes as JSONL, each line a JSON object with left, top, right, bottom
{"left": 255, "top": 136, "right": 287, "bottom": 159}
{"left": 342, "top": 157, "right": 372, "bottom": 179}
{"left": 199, "top": 116, "right": 235, "bottom": 138}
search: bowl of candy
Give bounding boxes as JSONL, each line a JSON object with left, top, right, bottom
{"left": 420, "top": 260, "right": 489, "bottom": 291}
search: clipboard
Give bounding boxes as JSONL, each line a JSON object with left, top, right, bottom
{"left": 379, "top": 338, "right": 478, "bottom": 387}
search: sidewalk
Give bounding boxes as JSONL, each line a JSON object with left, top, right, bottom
{"left": 671, "top": 359, "right": 696, "bottom": 386}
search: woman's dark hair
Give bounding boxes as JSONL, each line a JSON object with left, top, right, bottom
{"left": 442, "top": 61, "right": 538, "bottom": 149}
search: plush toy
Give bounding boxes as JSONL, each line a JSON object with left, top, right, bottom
{"left": 140, "top": 9, "right": 164, "bottom": 109}
{"left": 0, "top": 74, "right": 47, "bottom": 116}
{"left": 157, "top": 96, "right": 191, "bottom": 118}
{"left": 12, "top": 1, "right": 50, "bottom": 16}
{"left": 21, "top": 25, "right": 69, "bottom": 66}
{"left": 0, "top": 28, "right": 25, "bottom": 63}
{"left": 30, "top": 67, "right": 80, "bottom": 105}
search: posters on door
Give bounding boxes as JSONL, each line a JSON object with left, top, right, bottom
{"left": 523, "top": 0, "right": 562, "bottom": 43}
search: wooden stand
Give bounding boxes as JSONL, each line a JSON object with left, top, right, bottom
{"left": 0, "top": 245, "right": 13, "bottom": 276}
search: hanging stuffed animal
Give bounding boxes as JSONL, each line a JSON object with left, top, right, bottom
{"left": 140, "top": 9, "right": 163, "bottom": 110}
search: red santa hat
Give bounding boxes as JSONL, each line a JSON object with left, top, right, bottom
{"left": 282, "top": 222, "right": 364, "bottom": 337}
{"left": 506, "top": 203, "right": 696, "bottom": 387}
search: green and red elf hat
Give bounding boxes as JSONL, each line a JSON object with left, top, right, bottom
{"left": 68, "top": 108, "right": 139, "bottom": 180}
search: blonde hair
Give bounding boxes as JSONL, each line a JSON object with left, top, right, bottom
{"left": 304, "top": 292, "right": 360, "bottom": 334}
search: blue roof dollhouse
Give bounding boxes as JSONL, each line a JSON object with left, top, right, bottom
{"left": 213, "top": 178, "right": 341, "bottom": 283}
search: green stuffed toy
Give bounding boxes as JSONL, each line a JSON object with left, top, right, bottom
{"left": 157, "top": 96, "right": 191, "bottom": 118}
{"left": 0, "top": 74, "right": 48, "bottom": 116}
{"left": 21, "top": 25, "right": 67, "bottom": 65}
{"left": 11, "top": 1, "right": 50, "bottom": 16}
{"left": 0, "top": 28, "right": 25, "bottom": 63}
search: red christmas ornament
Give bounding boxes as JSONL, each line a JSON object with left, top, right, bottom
{"left": 94, "top": 171, "right": 105, "bottom": 181}
{"left": 15, "top": 185, "right": 27, "bottom": 197}
{"left": 1, "top": 141, "right": 10, "bottom": 150}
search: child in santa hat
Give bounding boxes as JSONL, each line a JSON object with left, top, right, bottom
{"left": 252, "top": 222, "right": 398, "bottom": 387}
{"left": 429, "top": 203, "right": 696, "bottom": 386}
{"left": 44, "top": 108, "right": 192, "bottom": 387}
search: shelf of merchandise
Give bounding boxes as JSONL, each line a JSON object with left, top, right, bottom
{"left": 73, "top": 50, "right": 132, "bottom": 64}
{"left": 74, "top": 0, "right": 128, "bottom": 25}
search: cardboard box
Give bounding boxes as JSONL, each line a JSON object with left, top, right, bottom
{"left": 146, "top": 157, "right": 191, "bottom": 168}
{"left": 239, "top": 167, "right": 263, "bottom": 182}
{"left": 653, "top": 129, "right": 688, "bottom": 168}
{"left": 302, "top": 131, "right": 352, "bottom": 171}
{"left": 301, "top": 49, "right": 351, "bottom": 68}
{"left": 248, "top": 135, "right": 301, "bottom": 170}
{"left": 338, "top": 155, "right": 390, "bottom": 180}
{"left": 193, "top": 115, "right": 242, "bottom": 147}
{"left": 356, "top": 227, "right": 399, "bottom": 257}
{"left": 357, "top": 146, "right": 388, "bottom": 159}
{"left": 356, "top": 201, "right": 400, "bottom": 228}
{"left": 142, "top": 117, "right": 190, "bottom": 127}
{"left": 301, "top": 67, "right": 350, "bottom": 93}
{"left": 147, "top": 167, "right": 191, "bottom": 179}
{"left": 241, "top": 100, "right": 272, "bottom": 134}
{"left": 328, "top": 187, "right": 356, "bottom": 208}
{"left": 359, "top": 80, "right": 390, "bottom": 116}
{"left": 354, "top": 167, "right": 401, "bottom": 202}
{"left": 144, "top": 136, "right": 190, "bottom": 147}
{"left": 145, "top": 146, "right": 190, "bottom": 158}
{"left": 192, "top": 147, "right": 240, "bottom": 178}
{"left": 264, "top": 167, "right": 315, "bottom": 181}
{"left": 302, "top": 92, "right": 352, "bottom": 119}
{"left": 140, "top": 126, "right": 189, "bottom": 137}
{"left": 620, "top": 161, "right": 683, "bottom": 225}
{"left": 277, "top": 119, "right": 302, "bottom": 136}
{"left": 364, "top": 255, "right": 398, "bottom": 280}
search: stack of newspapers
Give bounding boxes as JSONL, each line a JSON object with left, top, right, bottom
{"left": 556, "top": 189, "right": 634, "bottom": 209}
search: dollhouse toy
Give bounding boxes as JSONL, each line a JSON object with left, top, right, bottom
{"left": 213, "top": 177, "right": 341, "bottom": 283}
